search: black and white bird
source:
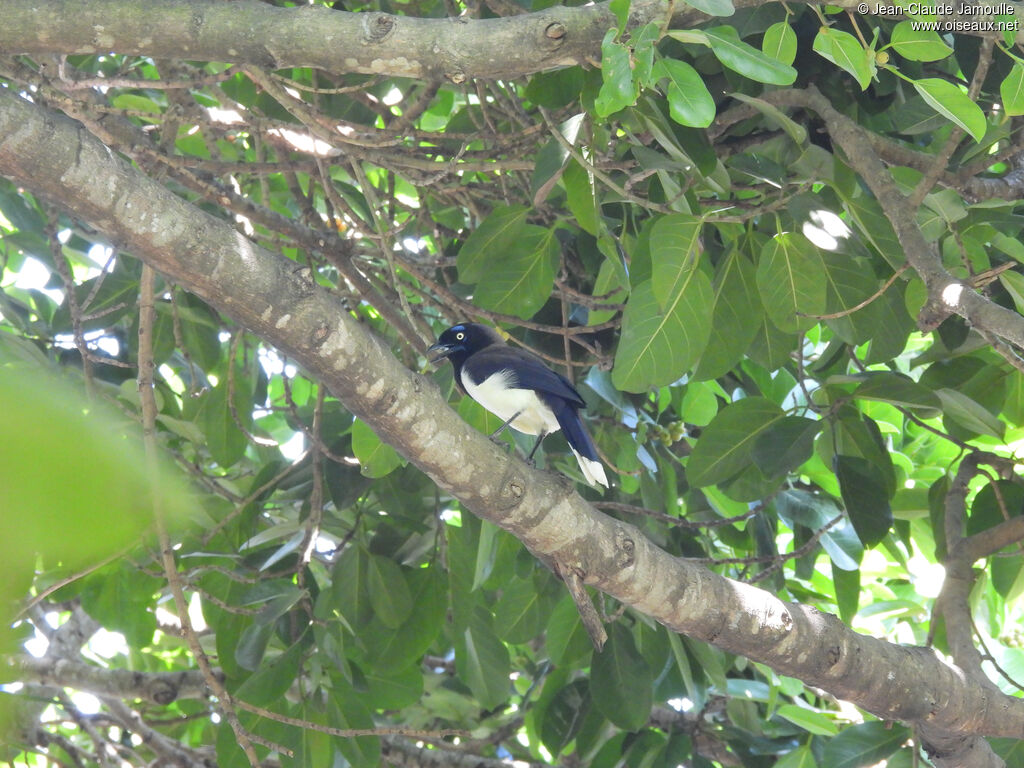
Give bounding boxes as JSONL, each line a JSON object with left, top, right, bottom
{"left": 427, "top": 323, "right": 608, "bottom": 489}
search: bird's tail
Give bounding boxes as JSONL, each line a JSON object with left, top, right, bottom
{"left": 554, "top": 405, "right": 609, "bottom": 489}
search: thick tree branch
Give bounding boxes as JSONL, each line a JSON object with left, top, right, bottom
{"left": 10, "top": 655, "right": 212, "bottom": 705}
{"left": 0, "top": 0, "right": 640, "bottom": 81}
{"left": 4, "top": 0, "right": 1023, "bottom": 82}
{"left": 2, "top": 87, "right": 1022, "bottom": 760}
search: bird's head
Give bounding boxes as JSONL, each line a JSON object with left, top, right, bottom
{"left": 427, "top": 323, "right": 503, "bottom": 364}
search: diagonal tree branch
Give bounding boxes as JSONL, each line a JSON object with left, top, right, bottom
{"left": 10, "top": 655, "right": 213, "bottom": 705}
{"left": 1, "top": 87, "right": 1021, "bottom": 765}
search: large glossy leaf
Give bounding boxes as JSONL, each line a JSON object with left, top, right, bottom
{"left": 367, "top": 568, "right": 446, "bottom": 671}
{"left": 457, "top": 204, "right": 529, "bottom": 283}
{"left": 890, "top": 20, "right": 952, "bottom": 61}
{"left": 776, "top": 489, "right": 863, "bottom": 570}
{"left": 813, "top": 27, "right": 874, "bottom": 89}
{"left": 590, "top": 624, "right": 653, "bottom": 731}
{"left": 1001, "top": 61, "right": 1024, "bottom": 116}
{"left": 595, "top": 30, "right": 636, "bottom": 116}
{"left": 835, "top": 455, "right": 893, "bottom": 547}
{"left": 329, "top": 684, "right": 382, "bottom": 766}
{"left": 702, "top": 27, "right": 797, "bottom": 85}
{"left": 367, "top": 554, "right": 413, "bottom": 628}
{"left": 757, "top": 232, "right": 827, "bottom": 333}
{"left": 912, "top": 78, "right": 987, "bottom": 142}
{"left": 455, "top": 606, "right": 511, "bottom": 710}
{"left": 612, "top": 274, "right": 713, "bottom": 392}
{"left": 820, "top": 252, "right": 881, "bottom": 345}
{"left": 763, "top": 21, "right": 797, "bottom": 65}
{"left": 751, "top": 416, "right": 820, "bottom": 477}
{"left": 493, "top": 576, "right": 542, "bottom": 643}
{"left": 936, "top": 387, "right": 1006, "bottom": 439}
{"left": 541, "top": 680, "right": 591, "bottom": 755}
{"left": 694, "top": 249, "right": 762, "bottom": 380}
{"left": 821, "top": 721, "right": 909, "bottom": 768}
{"left": 473, "top": 225, "right": 560, "bottom": 320}
{"left": 688, "top": 397, "right": 785, "bottom": 486}
{"left": 351, "top": 418, "right": 404, "bottom": 478}
{"left": 331, "top": 546, "right": 373, "bottom": 626}
{"left": 657, "top": 59, "right": 715, "bottom": 128}
{"left": 650, "top": 214, "right": 704, "bottom": 310}
{"left": 852, "top": 372, "right": 941, "bottom": 413}
{"left": 234, "top": 639, "right": 304, "bottom": 706}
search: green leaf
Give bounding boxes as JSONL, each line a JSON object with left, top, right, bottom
{"left": 563, "top": 158, "right": 599, "bottom": 236}
{"left": 694, "top": 249, "right": 762, "bottom": 380}
{"left": 889, "top": 20, "right": 953, "bottom": 61}
{"left": 612, "top": 275, "right": 713, "bottom": 392}
{"left": 820, "top": 252, "right": 881, "bottom": 345}
{"left": 704, "top": 26, "right": 797, "bottom": 85}
{"left": 455, "top": 606, "right": 511, "bottom": 710}
{"left": 546, "top": 595, "right": 593, "bottom": 668}
{"left": 330, "top": 546, "right": 373, "bottom": 626}
{"left": 688, "top": 398, "right": 785, "bottom": 486}
{"left": 596, "top": 30, "right": 636, "bottom": 116}
{"left": 351, "top": 418, "right": 404, "bottom": 478}
{"left": 657, "top": 59, "right": 716, "bottom": 128}
{"left": 457, "top": 204, "right": 529, "bottom": 283}
{"left": 682, "top": 0, "right": 735, "bottom": 17}
{"left": 79, "top": 563, "right": 159, "bottom": 649}
{"left": 473, "top": 225, "right": 560, "bottom": 320}
{"left": 493, "top": 577, "right": 542, "bottom": 643}
{"left": 329, "top": 684, "right": 382, "bottom": 766}
{"left": 835, "top": 455, "right": 893, "bottom": 547}
{"left": 198, "top": 381, "right": 246, "bottom": 469}
{"left": 541, "top": 680, "right": 591, "bottom": 755}
{"left": 756, "top": 232, "right": 827, "bottom": 333}
{"left": 367, "top": 568, "right": 446, "bottom": 671}
{"left": 935, "top": 387, "right": 1006, "bottom": 438}
{"left": 776, "top": 489, "right": 862, "bottom": 570}
{"left": 832, "top": 562, "right": 861, "bottom": 621}
{"left": 234, "top": 621, "right": 274, "bottom": 671}
{"left": 650, "top": 214, "right": 703, "bottom": 310}
{"left": 852, "top": 372, "right": 941, "bottom": 413}
{"left": 813, "top": 27, "right": 874, "bottom": 90}
{"left": 234, "top": 639, "right": 304, "bottom": 706}
{"left": 822, "top": 721, "right": 909, "bottom": 768}
{"left": 1001, "top": 61, "right": 1024, "bottom": 116}
{"left": 471, "top": 519, "right": 499, "bottom": 591}
{"left": 763, "top": 22, "right": 797, "bottom": 65}
{"left": 610, "top": 0, "right": 630, "bottom": 32}
{"left": 364, "top": 664, "right": 424, "bottom": 710}
{"left": 731, "top": 93, "right": 808, "bottom": 147}
{"left": 775, "top": 704, "right": 839, "bottom": 736}
{"left": 751, "top": 416, "right": 820, "bottom": 477}
{"left": 590, "top": 624, "right": 653, "bottom": 731}
{"left": 367, "top": 554, "right": 413, "bottom": 628}
{"left": 532, "top": 113, "right": 584, "bottom": 206}
{"left": 912, "top": 78, "right": 987, "bottom": 142}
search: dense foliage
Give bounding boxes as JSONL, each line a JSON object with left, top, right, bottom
{"left": 2, "top": 0, "right": 1024, "bottom": 766}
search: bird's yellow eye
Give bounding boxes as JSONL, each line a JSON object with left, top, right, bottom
{"left": 456, "top": 332, "right": 464, "bottom": 340}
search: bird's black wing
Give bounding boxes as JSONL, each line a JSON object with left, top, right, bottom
{"left": 466, "top": 347, "right": 586, "bottom": 407}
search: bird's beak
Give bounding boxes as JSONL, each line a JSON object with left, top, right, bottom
{"left": 426, "top": 342, "right": 454, "bottom": 365}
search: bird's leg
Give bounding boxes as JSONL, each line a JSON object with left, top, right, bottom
{"left": 489, "top": 411, "right": 521, "bottom": 444}
{"left": 525, "top": 431, "right": 547, "bottom": 467}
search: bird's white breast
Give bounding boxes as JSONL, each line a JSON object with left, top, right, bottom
{"left": 461, "top": 368, "right": 560, "bottom": 436}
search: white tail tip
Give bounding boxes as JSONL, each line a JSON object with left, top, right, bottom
{"left": 572, "top": 449, "right": 608, "bottom": 489}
